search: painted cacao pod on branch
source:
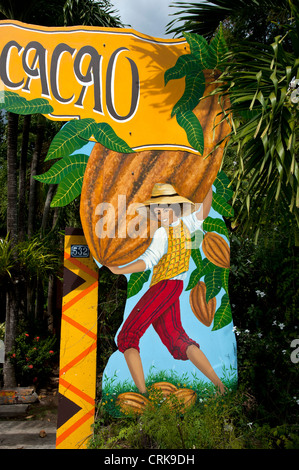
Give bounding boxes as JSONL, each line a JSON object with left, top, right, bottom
{"left": 80, "top": 70, "right": 231, "bottom": 266}
{"left": 189, "top": 281, "right": 217, "bottom": 327}
{"left": 202, "top": 232, "right": 230, "bottom": 268}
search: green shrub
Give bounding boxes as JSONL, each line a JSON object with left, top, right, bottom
{"left": 9, "top": 331, "right": 57, "bottom": 388}
{"left": 89, "top": 388, "right": 299, "bottom": 449}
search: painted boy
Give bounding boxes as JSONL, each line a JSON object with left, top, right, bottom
{"left": 107, "top": 183, "right": 225, "bottom": 395}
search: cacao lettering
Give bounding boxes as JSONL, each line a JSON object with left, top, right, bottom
{"left": 22, "top": 41, "right": 50, "bottom": 97}
{"left": 0, "top": 39, "right": 140, "bottom": 121}
{"left": 106, "top": 47, "right": 140, "bottom": 121}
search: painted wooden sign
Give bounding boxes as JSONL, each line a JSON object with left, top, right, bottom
{"left": 0, "top": 19, "right": 216, "bottom": 155}
{"left": 0, "top": 19, "right": 237, "bottom": 442}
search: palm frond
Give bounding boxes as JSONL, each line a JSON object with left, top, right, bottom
{"left": 217, "top": 33, "right": 299, "bottom": 242}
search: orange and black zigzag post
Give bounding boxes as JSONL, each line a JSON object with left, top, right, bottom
{"left": 56, "top": 228, "right": 98, "bottom": 449}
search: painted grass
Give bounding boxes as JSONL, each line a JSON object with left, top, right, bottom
{"left": 100, "top": 364, "right": 237, "bottom": 417}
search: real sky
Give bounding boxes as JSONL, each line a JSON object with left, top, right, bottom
{"left": 111, "top": 0, "right": 181, "bottom": 38}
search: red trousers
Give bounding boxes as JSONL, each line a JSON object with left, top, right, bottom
{"left": 117, "top": 279, "right": 199, "bottom": 360}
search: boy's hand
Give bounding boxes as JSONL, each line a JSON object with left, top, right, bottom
{"left": 106, "top": 259, "right": 146, "bottom": 275}
{"left": 106, "top": 266, "right": 122, "bottom": 274}
{"left": 196, "top": 187, "right": 213, "bottom": 221}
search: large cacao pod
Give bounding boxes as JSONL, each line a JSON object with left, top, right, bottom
{"left": 166, "top": 388, "right": 197, "bottom": 411}
{"left": 150, "top": 381, "right": 178, "bottom": 397}
{"left": 189, "top": 281, "right": 216, "bottom": 327}
{"left": 80, "top": 70, "right": 231, "bottom": 266}
{"left": 202, "top": 232, "right": 230, "bottom": 268}
{"left": 116, "top": 392, "right": 151, "bottom": 414}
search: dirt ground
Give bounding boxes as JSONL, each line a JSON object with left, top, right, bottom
{"left": 25, "top": 386, "right": 59, "bottom": 424}
{"left": 0, "top": 376, "right": 59, "bottom": 424}
{"left": 0, "top": 380, "right": 59, "bottom": 449}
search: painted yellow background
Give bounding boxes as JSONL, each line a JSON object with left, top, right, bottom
{"left": 0, "top": 20, "right": 197, "bottom": 153}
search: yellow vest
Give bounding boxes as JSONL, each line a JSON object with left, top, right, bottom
{"left": 150, "top": 221, "right": 191, "bottom": 287}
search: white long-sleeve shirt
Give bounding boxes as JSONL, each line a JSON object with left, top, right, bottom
{"left": 138, "top": 207, "right": 203, "bottom": 280}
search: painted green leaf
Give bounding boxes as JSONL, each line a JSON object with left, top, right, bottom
{"left": 212, "top": 193, "right": 234, "bottom": 217}
{"left": 164, "top": 54, "right": 201, "bottom": 85}
{"left": 93, "top": 122, "right": 134, "bottom": 153}
{"left": 0, "top": 90, "right": 14, "bottom": 100}
{"left": 186, "top": 254, "right": 215, "bottom": 291}
{"left": 34, "top": 154, "right": 89, "bottom": 184}
{"left": 212, "top": 294, "right": 232, "bottom": 331}
{"left": 214, "top": 171, "right": 233, "bottom": 201}
{"left": 17, "top": 97, "right": 54, "bottom": 115}
{"left": 184, "top": 27, "right": 228, "bottom": 70}
{"left": 172, "top": 69, "right": 205, "bottom": 117}
{"left": 0, "top": 92, "right": 26, "bottom": 110}
{"left": 176, "top": 110, "right": 204, "bottom": 154}
{"left": 200, "top": 257, "right": 216, "bottom": 279}
{"left": 45, "top": 118, "right": 95, "bottom": 161}
{"left": 203, "top": 217, "right": 229, "bottom": 238}
{"left": 127, "top": 270, "right": 151, "bottom": 298}
{"left": 0, "top": 91, "right": 53, "bottom": 115}
{"left": 221, "top": 268, "right": 230, "bottom": 294}
{"left": 50, "top": 167, "right": 85, "bottom": 207}
{"left": 204, "top": 267, "right": 222, "bottom": 302}
{"left": 186, "top": 268, "right": 201, "bottom": 291}
{"left": 191, "top": 247, "right": 202, "bottom": 270}
{"left": 184, "top": 33, "right": 214, "bottom": 69}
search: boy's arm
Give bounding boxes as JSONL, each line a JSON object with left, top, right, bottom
{"left": 106, "top": 226, "right": 167, "bottom": 275}
{"left": 107, "top": 259, "right": 146, "bottom": 275}
{"left": 196, "top": 187, "right": 212, "bottom": 221}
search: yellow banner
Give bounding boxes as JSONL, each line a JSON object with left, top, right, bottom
{"left": 0, "top": 20, "right": 198, "bottom": 153}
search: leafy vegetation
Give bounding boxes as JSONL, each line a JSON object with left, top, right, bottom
{"left": 89, "top": 385, "right": 299, "bottom": 450}
{"left": 0, "top": 0, "right": 297, "bottom": 451}
{"left": 167, "top": 0, "right": 299, "bottom": 245}
{"left": 9, "top": 330, "right": 57, "bottom": 387}
{"left": 0, "top": 0, "right": 124, "bottom": 389}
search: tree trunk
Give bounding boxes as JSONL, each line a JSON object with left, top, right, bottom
{"left": 18, "top": 114, "right": 31, "bottom": 241}
{"left": 40, "top": 184, "right": 57, "bottom": 236}
{"left": 4, "top": 284, "right": 19, "bottom": 387}
{"left": 34, "top": 276, "right": 45, "bottom": 321}
{"left": 47, "top": 207, "right": 60, "bottom": 332}
{"left": 47, "top": 274, "right": 55, "bottom": 333}
{"left": 6, "top": 112, "right": 19, "bottom": 243}
{"left": 28, "top": 115, "right": 45, "bottom": 239}
{"left": 4, "top": 111, "right": 19, "bottom": 388}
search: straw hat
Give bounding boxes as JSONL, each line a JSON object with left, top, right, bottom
{"left": 135, "top": 184, "right": 195, "bottom": 220}
{"left": 141, "top": 183, "right": 194, "bottom": 207}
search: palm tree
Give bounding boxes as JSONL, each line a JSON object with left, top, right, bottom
{"left": 167, "top": 0, "right": 299, "bottom": 245}
{"left": 0, "top": 0, "right": 122, "bottom": 28}
{"left": 63, "top": 0, "right": 122, "bottom": 27}
{"left": 167, "top": 0, "right": 291, "bottom": 43}
{"left": 0, "top": 0, "right": 124, "bottom": 387}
